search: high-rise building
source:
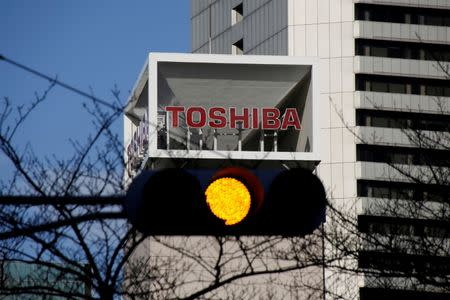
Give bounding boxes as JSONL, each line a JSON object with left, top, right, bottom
{"left": 191, "top": 0, "right": 450, "bottom": 299}
{"left": 0, "top": 260, "right": 91, "bottom": 299}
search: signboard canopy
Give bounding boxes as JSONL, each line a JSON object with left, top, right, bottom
{"left": 125, "top": 53, "right": 319, "bottom": 171}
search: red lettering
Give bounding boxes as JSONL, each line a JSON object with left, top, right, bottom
{"left": 209, "top": 107, "right": 226, "bottom": 128}
{"left": 186, "top": 107, "right": 206, "bottom": 128}
{"left": 164, "top": 106, "right": 301, "bottom": 131}
{"left": 165, "top": 106, "right": 185, "bottom": 128}
{"left": 229, "top": 107, "right": 250, "bottom": 129}
{"left": 281, "top": 108, "right": 301, "bottom": 130}
{"left": 262, "top": 108, "right": 281, "bottom": 130}
{"left": 252, "top": 108, "right": 259, "bottom": 129}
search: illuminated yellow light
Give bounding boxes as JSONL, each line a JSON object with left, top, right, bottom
{"left": 205, "top": 177, "right": 251, "bottom": 226}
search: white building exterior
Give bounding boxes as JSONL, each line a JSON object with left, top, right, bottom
{"left": 124, "top": 52, "right": 332, "bottom": 297}
{"left": 191, "top": 0, "right": 450, "bottom": 299}
{"left": 122, "top": 1, "right": 449, "bottom": 299}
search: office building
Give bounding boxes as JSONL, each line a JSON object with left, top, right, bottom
{"left": 191, "top": 0, "right": 449, "bottom": 299}
{"left": 0, "top": 260, "right": 90, "bottom": 299}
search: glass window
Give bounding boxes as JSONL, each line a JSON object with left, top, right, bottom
{"left": 426, "top": 15, "right": 442, "bottom": 26}
{"left": 232, "top": 39, "right": 243, "bottom": 55}
{"left": 371, "top": 116, "right": 390, "bottom": 127}
{"left": 372, "top": 187, "right": 390, "bottom": 198}
{"left": 424, "top": 225, "right": 447, "bottom": 238}
{"left": 370, "top": 222, "right": 390, "bottom": 234}
{"left": 403, "top": 48, "right": 412, "bottom": 59}
{"left": 363, "top": 9, "right": 371, "bottom": 21}
{"left": 388, "top": 46, "right": 402, "bottom": 58}
{"left": 389, "top": 153, "right": 410, "bottom": 164}
{"left": 404, "top": 13, "right": 411, "bottom": 24}
{"left": 392, "top": 118, "right": 408, "bottom": 128}
{"left": 371, "top": 81, "right": 389, "bottom": 92}
{"left": 389, "top": 82, "right": 406, "bottom": 93}
{"left": 231, "top": 3, "right": 243, "bottom": 25}
{"left": 444, "top": 87, "right": 450, "bottom": 97}
{"left": 355, "top": 3, "right": 450, "bottom": 27}
{"left": 371, "top": 46, "right": 388, "bottom": 57}
{"left": 418, "top": 15, "right": 426, "bottom": 24}
{"left": 391, "top": 224, "right": 412, "bottom": 235}
{"left": 444, "top": 16, "right": 450, "bottom": 26}
{"left": 427, "top": 86, "right": 444, "bottom": 96}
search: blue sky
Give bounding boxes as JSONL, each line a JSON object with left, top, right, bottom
{"left": 0, "top": 1, "right": 190, "bottom": 181}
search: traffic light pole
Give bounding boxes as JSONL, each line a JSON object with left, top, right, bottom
{"left": 0, "top": 195, "right": 124, "bottom": 206}
{"left": 0, "top": 196, "right": 126, "bottom": 241}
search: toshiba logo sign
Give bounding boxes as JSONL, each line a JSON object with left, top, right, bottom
{"left": 165, "top": 106, "right": 301, "bottom": 130}
{"left": 124, "top": 53, "right": 319, "bottom": 170}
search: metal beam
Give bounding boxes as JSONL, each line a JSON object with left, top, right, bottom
{"left": 0, "top": 196, "right": 124, "bottom": 206}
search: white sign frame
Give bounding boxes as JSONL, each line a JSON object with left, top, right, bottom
{"left": 142, "top": 53, "right": 320, "bottom": 163}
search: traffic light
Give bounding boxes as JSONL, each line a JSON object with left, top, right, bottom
{"left": 124, "top": 167, "right": 326, "bottom": 236}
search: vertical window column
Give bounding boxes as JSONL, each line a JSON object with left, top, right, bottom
{"left": 232, "top": 39, "right": 243, "bottom": 55}
{"left": 231, "top": 3, "right": 243, "bottom": 25}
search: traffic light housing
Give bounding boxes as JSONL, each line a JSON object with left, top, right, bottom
{"left": 124, "top": 167, "right": 326, "bottom": 236}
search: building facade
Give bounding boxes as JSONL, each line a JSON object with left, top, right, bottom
{"left": 0, "top": 260, "right": 90, "bottom": 299}
{"left": 123, "top": 53, "right": 327, "bottom": 299}
{"left": 191, "top": 0, "right": 450, "bottom": 299}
